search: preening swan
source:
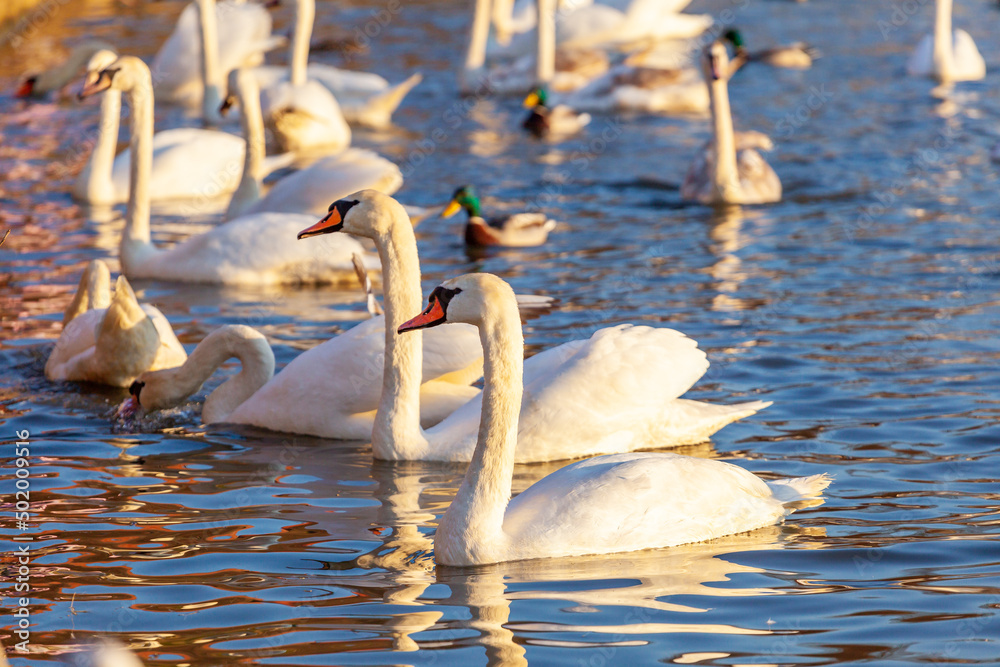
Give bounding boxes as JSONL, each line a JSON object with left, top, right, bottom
{"left": 298, "top": 191, "right": 770, "bottom": 463}
{"left": 397, "top": 272, "right": 830, "bottom": 566}
{"left": 80, "top": 55, "right": 377, "bottom": 286}
{"left": 681, "top": 41, "right": 781, "bottom": 205}
{"left": 442, "top": 185, "right": 556, "bottom": 247}
{"left": 906, "top": 0, "right": 985, "bottom": 82}
{"left": 15, "top": 40, "right": 116, "bottom": 98}
{"left": 223, "top": 68, "right": 403, "bottom": 219}
{"left": 152, "top": 0, "right": 282, "bottom": 122}
{"left": 123, "top": 325, "right": 275, "bottom": 424}
{"left": 45, "top": 260, "right": 186, "bottom": 387}
{"left": 74, "top": 50, "right": 287, "bottom": 206}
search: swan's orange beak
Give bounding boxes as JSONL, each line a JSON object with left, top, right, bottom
{"left": 15, "top": 78, "right": 35, "bottom": 98}
{"left": 298, "top": 208, "right": 344, "bottom": 239}
{"left": 398, "top": 296, "right": 446, "bottom": 333}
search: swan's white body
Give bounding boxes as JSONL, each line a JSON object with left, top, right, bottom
{"left": 305, "top": 191, "right": 769, "bottom": 463}
{"left": 89, "top": 56, "right": 377, "bottom": 286}
{"left": 403, "top": 273, "right": 829, "bottom": 566}
{"left": 490, "top": 0, "right": 712, "bottom": 58}
{"left": 45, "top": 261, "right": 186, "bottom": 387}
{"left": 558, "top": 63, "right": 708, "bottom": 113}
{"left": 152, "top": 0, "right": 281, "bottom": 120}
{"left": 681, "top": 42, "right": 780, "bottom": 205}
{"left": 225, "top": 315, "right": 484, "bottom": 438}
{"left": 224, "top": 69, "right": 403, "bottom": 219}
{"left": 906, "top": 0, "right": 985, "bottom": 82}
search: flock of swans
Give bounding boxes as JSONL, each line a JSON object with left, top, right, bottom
{"left": 17, "top": 0, "right": 990, "bottom": 567}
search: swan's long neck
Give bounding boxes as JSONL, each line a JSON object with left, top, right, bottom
{"left": 371, "top": 215, "right": 427, "bottom": 460}
{"left": 463, "top": 0, "right": 492, "bottom": 87}
{"left": 121, "top": 65, "right": 158, "bottom": 275}
{"left": 932, "top": 0, "right": 953, "bottom": 82}
{"left": 76, "top": 87, "right": 121, "bottom": 204}
{"left": 148, "top": 326, "right": 274, "bottom": 423}
{"left": 197, "top": 0, "right": 224, "bottom": 125}
{"left": 535, "top": 0, "right": 556, "bottom": 85}
{"left": 440, "top": 291, "right": 523, "bottom": 559}
{"left": 709, "top": 73, "right": 739, "bottom": 203}
{"left": 491, "top": 0, "right": 515, "bottom": 45}
{"left": 226, "top": 72, "right": 266, "bottom": 218}
{"left": 290, "top": 0, "right": 314, "bottom": 86}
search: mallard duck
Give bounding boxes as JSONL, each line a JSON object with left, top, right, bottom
{"left": 522, "top": 87, "right": 591, "bottom": 138}
{"left": 723, "top": 29, "right": 819, "bottom": 70}
{"left": 443, "top": 185, "right": 555, "bottom": 247}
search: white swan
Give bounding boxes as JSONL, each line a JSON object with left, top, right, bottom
{"left": 681, "top": 41, "right": 780, "bottom": 205}
{"left": 298, "top": 190, "right": 771, "bottom": 463}
{"left": 123, "top": 325, "right": 275, "bottom": 424}
{"left": 152, "top": 0, "right": 282, "bottom": 122}
{"left": 45, "top": 260, "right": 186, "bottom": 387}
{"left": 15, "top": 40, "right": 116, "bottom": 98}
{"left": 396, "top": 272, "right": 830, "bottom": 566}
{"left": 906, "top": 0, "right": 985, "bottom": 82}
{"left": 79, "top": 55, "right": 377, "bottom": 286}
{"left": 223, "top": 68, "right": 402, "bottom": 219}
{"left": 74, "top": 50, "right": 288, "bottom": 205}
{"left": 258, "top": 0, "right": 350, "bottom": 152}
{"left": 254, "top": 0, "right": 421, "bottom": 133}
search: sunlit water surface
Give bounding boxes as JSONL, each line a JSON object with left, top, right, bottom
{"left": 2, "top": 0, "right": 1000, "bottom": 664}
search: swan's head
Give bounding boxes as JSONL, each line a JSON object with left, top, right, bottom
{"left": 703, "top": 40, "right": 731, "bottom": 81}
{"left": 79, "top": 55, "right": 148, "bottom": 99}
{"left": 398, "top": 273, "right": 514, "bottom": 331}
{"left": 221, "top": 68, "right": 258, "bottom": 115}
{"left": 298, "top": 189, "right": 409, "bottom": 241}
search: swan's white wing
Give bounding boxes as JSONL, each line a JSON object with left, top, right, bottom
{"left": 247, "top": 150, "right": 403, "bottom": 216}
{"left": 428, "top": 325, "right": 711, "bottom": 462}
{"left": 502, "top": 452, "right": 786, "bottom": 560}
{"left": 140, "top": 304, "right": 187, "bottom": 371}
{"left": 45, "top": 308, "right": 103, "bottom": 381}
{"left": 951, "top": 29, "right": 986, "bottom": 80}
{"left": 261, "top": 81, "right": 351, "bottom": 152}
{"left": 111, "top": 129, "right": 245, "bottom": 202}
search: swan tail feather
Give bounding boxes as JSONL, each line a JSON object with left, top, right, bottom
{"left": 360, "top": 73, "right": 423, "bottom": 127}
{"left": 767, "top": 473, "right": 833, "bottom": 507}
{"left": 658, "top": 399, "right": 772, "bottom": 446}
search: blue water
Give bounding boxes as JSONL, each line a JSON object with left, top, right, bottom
{"left": 2, "top": 0, "right": 1000, "bottom": 664}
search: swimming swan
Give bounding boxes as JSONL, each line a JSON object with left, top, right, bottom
{"left": 906, "top": 0, "right": 985, "bottom": 82}
{"left": 297, "top": 190, "right": 771, "bottom": 463}
{"left": 397, "top": 272, "right": 831, "bottom": 565}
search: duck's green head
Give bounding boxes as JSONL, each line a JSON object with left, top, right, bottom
{"left": 443, "top": 185, "right": 480, "bottom": 219}
{"left": 523, "top": 87, "right": 548, "bottom": 109}
{"left": 723, "top": 29, "right": 746, "bottom": 52}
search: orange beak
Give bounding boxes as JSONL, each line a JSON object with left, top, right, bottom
{"left": 298, "top": 208, "right": 344, "bottom": 239}
{"left": 15, "top": 79, "right": 35, "bottom": 98}
{"left": 398, "top": 296, "right": 447, "bottom": 333}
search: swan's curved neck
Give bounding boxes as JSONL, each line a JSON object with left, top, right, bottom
{"left": 371, "top": 212, "right": 428, "bottom": 459}
{"left": 932, "top": 0, "right": 953, "bottom": 82}
{"left": 121, "top": 66, "right": 157, "bottom": 275}
{"left": 535, "top": 0, "right": 556, "bottom": 84}
{"left": 439, "top": 292, "right": 523, "bottom": 559}
{"left": 709, "top": 73, "right": 739, "bottom": 203}
{"left": 226, "top": 72, "right": 266, "bottom": 218}
{"left": 290, "top": 0, "right": 314, "bottom": 86}
{"left": 463, "top": 0, "right": 493, "bottom": 88}
{"left": 150, "top": 326, "right": 274, "bottom": 423}
{"left": 76, "top": 88, "right": 121, "bottom": 203}
{"left": 197, "top": 0, "right": 224, "bottom": 125}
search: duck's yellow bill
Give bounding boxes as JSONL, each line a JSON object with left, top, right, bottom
{"left": 442, "top": 200, "right": 462, "bottom": 218}
{"left": 523, "top": 91, "right": 540, "bottom": 108}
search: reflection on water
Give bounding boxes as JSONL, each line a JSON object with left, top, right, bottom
{"left": 3, "top": 0, "right": 1000, "bottom": 664}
